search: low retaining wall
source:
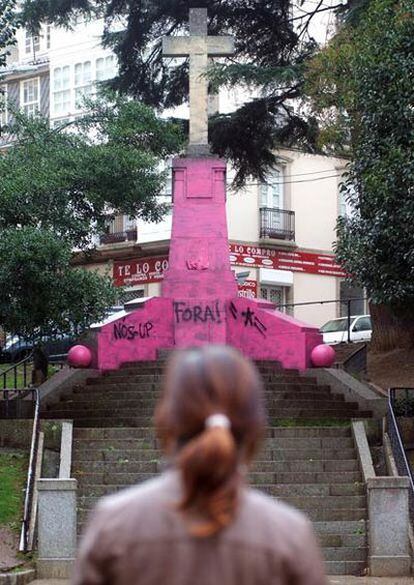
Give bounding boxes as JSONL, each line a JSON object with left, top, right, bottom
{"left": 305, "top": 368, "right": 387, "bottom": 419}
{"left": 352, "top": 421, "right": 411, "bottom": 576}
{"left": 0, "top": 570, "right": 36, "bottom": 585}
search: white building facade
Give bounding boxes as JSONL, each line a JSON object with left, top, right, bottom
{"left": 1, "top": 20, "right": 364, "bottom": 329}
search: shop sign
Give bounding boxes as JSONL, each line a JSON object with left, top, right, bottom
{"left": 237, "top": 280, "right": 258, "bottom": 299}
{"left": 113, "top": 243, "right": 345, "bottom": 287}
{"left": 114, "top": 257, "right": 169, "bottom": 286}
{"left": 229, "top": 243, "right": 346, "bottom": 278}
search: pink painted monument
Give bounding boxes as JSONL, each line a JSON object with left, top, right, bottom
{"left": 91, "top": 8, "right": 323, "bottom": 371}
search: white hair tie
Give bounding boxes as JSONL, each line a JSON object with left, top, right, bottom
{"left": 205, "top": 413, "right": 231, "bottom": 430}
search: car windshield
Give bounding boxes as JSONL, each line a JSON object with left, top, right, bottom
{"left": 320, "top": 318, "right": 349, "bottom": 333}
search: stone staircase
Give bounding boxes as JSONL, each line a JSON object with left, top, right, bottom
{"left": 42, "top": 360, "right": 371, "bottom": 575}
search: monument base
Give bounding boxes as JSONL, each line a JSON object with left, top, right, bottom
{"left": 91, "top": 153, "right": 322, "bottom": 371}
{"left": 93, "top": 296, "right": 322, "bottom": 371}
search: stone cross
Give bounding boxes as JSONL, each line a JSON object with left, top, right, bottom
{"left": 162, "top": 8, "right": 234, "bottom": 154}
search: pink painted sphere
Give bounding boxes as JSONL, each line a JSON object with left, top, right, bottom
{"left": 311, "top": 344, "right": 336, "bottom": 368}
{"left": 68, "top": 345, "right": 92, "bottom": 368}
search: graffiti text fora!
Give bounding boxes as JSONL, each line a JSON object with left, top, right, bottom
{"left": 174, "top": 301, "right": 222, "bottom": 324}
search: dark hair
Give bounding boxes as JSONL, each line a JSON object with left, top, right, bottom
{"left": 155, "top": 345, "right": 266, "bottom": 537}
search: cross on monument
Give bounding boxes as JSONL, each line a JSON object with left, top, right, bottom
{"left": 162, "top": 7, "right": 234, "bottom": 155}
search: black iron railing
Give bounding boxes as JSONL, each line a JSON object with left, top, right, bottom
{"left": 99, "top": 229, "right": 137, "bottom": 245}
{"left": 1, "top": 352, "right": 33, "bottom": 390}
{"left": 387, "top": 388, "right": 414, "bottom": 525}
{"left": 259, "top": 207, "right": 295, "bottom": 241}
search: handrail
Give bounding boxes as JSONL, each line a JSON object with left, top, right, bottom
{"left": 19, "top": 387, "right": 41, "bottom": 552}
{"left": 387, "top": 387, "right": 414, "bottom": 525}
{"left": 0, "top": 351, "right": 34, "bottom": 390}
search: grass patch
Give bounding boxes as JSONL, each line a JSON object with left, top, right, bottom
{"left": 0, "top": 451, "right": 28, "bottom": 530}
{"left": 269, "top": 418, "right": 351, "bottom": 427}
{"left": 0, "top": 363, "right": 60, "bottom": 389}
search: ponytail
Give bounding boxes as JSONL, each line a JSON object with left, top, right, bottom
{"left": 155, "top": 346, "right": 265, "bottom": 538}
{"left": 177, "top": 425, "right": 240, "bottom": 537}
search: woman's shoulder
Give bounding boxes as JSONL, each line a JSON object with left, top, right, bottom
{"left": 231, "top": 487, "right": 315, "bottom": 551}
{"left": 94, "top": 470, "right": 181, "bottom": 523}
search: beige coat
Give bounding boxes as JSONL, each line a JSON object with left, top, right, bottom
{"left": 73, "top": 470, "right": 327, "bottom": 585}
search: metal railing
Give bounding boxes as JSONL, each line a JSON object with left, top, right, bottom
{"left": 99, "top": 229, "right": 137, "bottom": 245}
{"left": 19, "top": 387, "right": 41, "bottom": 552}
{"left": 387, "top": 388, "right": 414, "bottom": 525}
{"left": 259, "top": 207, "right": 295, "bottom": 241}
{"left": 278, "top": 297, "right": 369, "bottom": 343}
{"left": 1, "top": 352, "right": 34, "bottom": 390}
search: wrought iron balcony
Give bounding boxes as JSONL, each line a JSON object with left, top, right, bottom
{"left": 259, "top": 207, "right": 295, "bottom": 241}
{"left": 99, "top": 228, "right": 137, "bottom": 245}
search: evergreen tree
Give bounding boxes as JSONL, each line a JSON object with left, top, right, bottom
{"left": 0, "top": 96, "right": 183, "bottom": 341}
{"left": 0, "top": 0, "right": 16, "bottom": 70}
{"left": 307, "top": 0, "right": 414, "bottom": 349}
{"left": 19, "top": 0, "right": 351, "bottom": 186}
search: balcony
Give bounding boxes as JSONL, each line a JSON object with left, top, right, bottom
{"left": 259, "top": 207, "right": 295, "bottom": 241}
{"left": 99, "top": 228, "right": 137, "bottom": 245}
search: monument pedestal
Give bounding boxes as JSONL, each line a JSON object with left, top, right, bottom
{"left": 162, "top": 157, "right": 237, "bottom": 346}
{"left": 93, "top": 155, "right": 323, "bottom": 370}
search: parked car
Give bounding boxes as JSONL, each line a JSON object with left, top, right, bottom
{"left": 320, "top": 315, "right": 372, "bottom": 345}
{"left": 0, "top": 333, "right": 76, "bottom": 364}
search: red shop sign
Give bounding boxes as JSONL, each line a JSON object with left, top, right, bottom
{"left": 113, "top": 244, "right": 345, "bottom": 287}
{"left": 229, "top": 243, "right": 346, "bottom": 278}
{"left": 114, "top": 256, "right": 169, "bottom": 286}
{"left": 237, "top": 280, "right": 258, "bottom": 299}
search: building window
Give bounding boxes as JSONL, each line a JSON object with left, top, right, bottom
{"left": 260, "top": 285, "right": 286, "bottom": 309}
{"left": 74, "top": 61, "right": 92, "bottom": 109}
{"left": 0, "top": 86, "right": 7, "bottom": 128}
{"left": 119, "top": 289, "right": 145, "bottom": 305}
{"left": 260, "top": 168, "right": 283, "bottom": 209}
{"left": 25, "top": 30, "right": 40, "bottom": 54}
{"left": 96, "top": 55, "right": 117, "bottom": 82}
{"left": 53, "top": 66, "right": 71, "bottom": 115}
{"left": 21, "top": 78, "right": 40, "bottom": 116}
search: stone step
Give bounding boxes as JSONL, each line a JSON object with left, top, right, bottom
{"left": 59, "top": 415, "right": 361, "bottom": 428}
{"left": 75, "top": 476, "right": 364, "bottom": 497}
{"left": 322, "top": 547, "right": 367, "bottom": 562}
{"left": 43, "top": 405, "right": 364, "bottom": 419}
{"left": 69, "top": 389, "right": 339, "bottom": 402}
{"left": 313, "top": 520, "right": 367, "bottom": 534}
{"left": 84, "top": 378, "right": 321, "bottom": 389}
{"left": 250, "top": 461, "right": 360, "bottom": 474}
{"left": 71, "top": 436, "right": 355, "bottom": 450}
{"left": 72, "top": 426, "right": 352, "bottom": 439}
{"left": 48, "top": 395, "right": 348, "bottom": 412}
{"left": 48, "top": 405, "right": 356, "bottom": 424}
{"left": 76, "top": 502, "right": 366, "bottom": 523}
{"left": 72, "top": 447, "right": 358, "bottom": 462}
{"left": 318, "top": 533, "right": 366, "bottom": 548}
{"left": 72, "top": 456, "right": 360, "bottom": 474}
{"left": 72, "top": 467, "right": 362, "bottom": 485}
{"left": 324, "top": 560, "right": 366, "bottom": 576}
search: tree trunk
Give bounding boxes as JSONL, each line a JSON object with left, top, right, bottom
{"left": 370, "top": 302, "right": 414, "bottom": 351}
{"left": 31, "top": 345, "right": 49, "bottom": 386}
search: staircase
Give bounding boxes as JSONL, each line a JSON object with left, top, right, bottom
{"left": 42, "top": 360, "right": 371, "bottom": 575}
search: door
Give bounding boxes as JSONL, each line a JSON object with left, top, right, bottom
{"left": 260, "top": 170, "right": 284, "bottom": 235}
{"left": 351, "top": 316, "right": 372, "bottom": 342}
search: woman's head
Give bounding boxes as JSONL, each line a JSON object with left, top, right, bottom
{"left": 155, "top": 345, "right": 266, "bottom": 537}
